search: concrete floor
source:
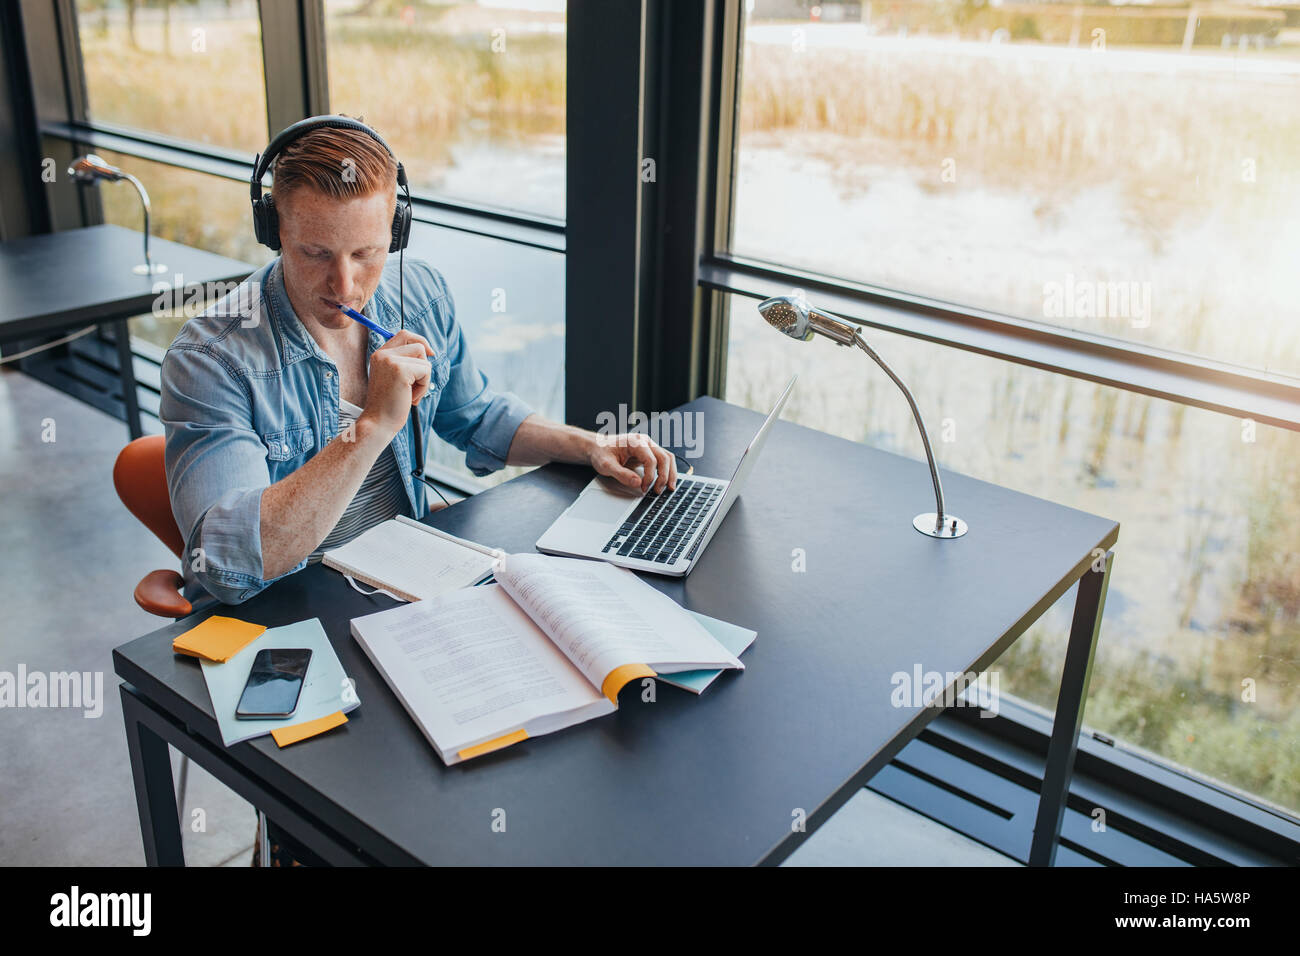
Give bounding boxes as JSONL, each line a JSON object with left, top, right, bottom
{"left": 0, "top": 367, "right": 1017, "bottom": 866}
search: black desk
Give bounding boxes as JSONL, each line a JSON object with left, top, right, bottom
{"left": 0, "top": 224, "right": 253, "bottom": 438}
{"left": 114, "top": 396, "right": 1118, "bottom": 866}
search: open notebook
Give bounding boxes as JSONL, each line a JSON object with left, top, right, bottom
{"left": 322, "top": 514, "right": 502, "bottom": 602}
{"left": 350, "top": 553, "right": 746, "bottom": 765}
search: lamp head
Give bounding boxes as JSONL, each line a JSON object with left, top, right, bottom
{"left": 68, "top": 154, "right": 124, "bottom": 184}
{"left": 758, "top": 295, "right": 814, "bottom": 342}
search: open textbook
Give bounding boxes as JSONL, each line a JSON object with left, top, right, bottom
{"left": 350, "top": 553, "right": 746, "bottom": 765}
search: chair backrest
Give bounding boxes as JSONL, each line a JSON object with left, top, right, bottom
{"left": 113, "top": 435, "right": 185, "bottom": 560}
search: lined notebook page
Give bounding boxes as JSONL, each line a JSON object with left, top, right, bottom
{"left": 322, "top": 518, "right": 499, "bottom": 602}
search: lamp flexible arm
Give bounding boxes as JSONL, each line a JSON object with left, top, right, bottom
{"left": 121, "top": 172, "right": 153, "bottom": 272}
{"left": 850, "top": 330, "right": 945, "bottom": 523}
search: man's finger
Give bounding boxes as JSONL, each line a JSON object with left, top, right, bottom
{"left": 647, "top": 443, "right": 670, "bottom": 494}
{"left": 390, "top": 355, "right": 432, "bottom": 396}
{"left": 654, "top": 444, "right": 677, "bottom": 492}
{"left": 387, "top": 329, "right": 435, "bottom": 357}
{"left": 377, "top": 342, "right": 431, "bottom": 362}
{"left": 627, "top": 440, "right": 659, "bottom": 492}
{"left": 606, "top": 462, "right": 644, "bottom": 489}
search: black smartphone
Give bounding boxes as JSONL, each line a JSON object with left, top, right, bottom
{"left": 235, "top": 648, "right": 312, "bottom": 719}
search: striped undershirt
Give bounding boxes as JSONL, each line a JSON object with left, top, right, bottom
{"left": 308, "top": 398, "right": 410, "bottom": 563}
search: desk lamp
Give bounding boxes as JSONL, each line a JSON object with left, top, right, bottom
{"left": 758, "top": 294, "right": 967, "bottom": 539}
{"left": 68, "top": 154, "right": 167, "bottom": 276}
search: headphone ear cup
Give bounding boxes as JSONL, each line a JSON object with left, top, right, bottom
{"left": 263, "top": 194, "right": 281, "bottom": 252}
{"left": 390, "top": 196, "right": 412, "bottom": 253}
{"left": 252, "top": 194, "right": 281, "bottom": 251}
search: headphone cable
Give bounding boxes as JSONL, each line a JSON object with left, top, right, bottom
{"left": 397, "top": 179, "right": 451, "bottom": 510}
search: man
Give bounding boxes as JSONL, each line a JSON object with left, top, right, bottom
{"left": 160, "top": 118, "right": 675, "bottom": 609}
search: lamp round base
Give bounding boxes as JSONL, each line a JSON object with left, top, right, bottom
{"left": 132, "top": 262, "right": 168, "bottom": 275}
{"left": 914, "top": 513, "right": 967, "bottom": 538}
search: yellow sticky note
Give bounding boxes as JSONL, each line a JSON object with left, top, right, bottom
{"left": 271, "top": 710, "right": 348, "bottom": 747}
{"left": 458, "top": 728, "right": 528, "bottom": 761}
{"left": 172, "top": 616, "right": 266, "bottom": 663}
{"left": 600, "top": 663, "right": 657, "bottom": 704}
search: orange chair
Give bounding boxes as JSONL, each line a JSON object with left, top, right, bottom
{"left": 113, "top": 435, "right": 192, "bottom": 618}
{"left": 114, "top": 434, "right": 210, "bottom": 851}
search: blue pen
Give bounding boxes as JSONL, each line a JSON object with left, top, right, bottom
{"left": 334, "top": 301, "right": 393, "bottom": 340}
{"left": 334, "top": 301, "right": 433, "bottom": 361}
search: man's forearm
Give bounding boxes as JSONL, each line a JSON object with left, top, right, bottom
{"left": 259, "top": 417, "right": 391, "bottom": 579}
{"left": 503, "top": 412, "right": 677, "bottom": 493}
{"left": 505, "top": 413, "right": 596, "bottom": 466}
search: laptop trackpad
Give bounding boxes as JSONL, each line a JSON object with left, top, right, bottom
{"left": 570, "top": 486, "right": 635, "bottom": 524}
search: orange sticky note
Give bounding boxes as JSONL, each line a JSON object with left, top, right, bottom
{"left": 271, "top": 710, "right": 348, "bottom": 747}
{"left": 172, "top": 616, "right": 266, "bottom": 663}
{"left": 458, "top": 728, "right": 528, "bottom": 761}
{"left": 600, "top": 663, "right": 657, "bottom": 704}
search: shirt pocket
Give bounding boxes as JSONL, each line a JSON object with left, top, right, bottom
{"left": 420, "top": 356, "right": 452, "bottom": 414}
{"left": 432, "top": 354, "right": 450, "bottom": 392}
{"left": 260, "top": 420, "right": 317, "bottom": 461}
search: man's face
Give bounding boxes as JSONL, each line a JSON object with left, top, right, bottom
{"left": 276, "top": 185, "right": 395, "bottom": 332}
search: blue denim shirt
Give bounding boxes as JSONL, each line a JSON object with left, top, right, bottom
{"left": 159, "top": 256, "right": 533, "bottom": 606}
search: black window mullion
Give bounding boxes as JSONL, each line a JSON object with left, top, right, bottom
{"left": 697, "top": 0, "right": 743, "bottom": 399}
{"left": 258, "top": 0, "right": 329, "bottom": 140}
{"left": 22, "top": 0, "right": 98, "bottom": 232}
{"left": 565, "top": 0, "right": 649, "bottom": 428}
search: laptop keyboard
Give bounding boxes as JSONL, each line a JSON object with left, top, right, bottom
{"left": 601, "top": 478, "right": 721, "bottom": 565}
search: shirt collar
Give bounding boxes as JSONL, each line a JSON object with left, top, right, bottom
{"left": 264, "top": 257, "right": 397, "bottom": 365}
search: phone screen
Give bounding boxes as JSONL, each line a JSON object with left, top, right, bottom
{"left": 236, "top": 648, "right": 312, "bottom": 719}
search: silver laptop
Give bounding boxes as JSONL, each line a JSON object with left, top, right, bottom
{"left": 536, "top": 375, "right": 796, "bottom": 577}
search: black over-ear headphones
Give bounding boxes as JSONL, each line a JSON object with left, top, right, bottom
{"left": 249, "top": 114, "right": 412, "bottom": 254}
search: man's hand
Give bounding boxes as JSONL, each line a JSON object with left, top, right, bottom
{"left": 358, "top": 330, "right": 435, "bottom": 439}
{"left": 502, "top": 416, "right": 678, "bottom": 494}
{"left": 588, "top": 431, "right": 677, "bottom": 494}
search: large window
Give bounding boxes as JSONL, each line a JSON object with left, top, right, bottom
{"left": 726, "top": 2, "right": 1300, "bottom": 819}
{"left": 731, "top": 0, "right": 1300, "bottom": 378}
{"left": 725, "top": 293, "right": 1300, "bottom": 816}
{"left": 74, "top": 0, "right": 269, "bottom": 153}
{"left": 324, "top": 0, "right": 566, "bottom": 219}
{"left": 405, "top": 223, "right": 565, "bottom": 488}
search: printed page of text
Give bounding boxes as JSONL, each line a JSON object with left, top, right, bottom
{"left": 494, "top": 554, "right": 743, "bottom": 688}
{"left": 351, "top": 583, "right": 605, "bottom": 755}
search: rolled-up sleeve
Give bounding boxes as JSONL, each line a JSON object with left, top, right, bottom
{"left": 426, "top": 274, "right": 534, "bottom": 476}
{"left": 159, "top": 345, "right": 299, "bottom": 604}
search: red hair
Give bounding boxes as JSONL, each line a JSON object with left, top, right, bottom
{"left": 270, "top": 118, "right": 397, "bottom": 203}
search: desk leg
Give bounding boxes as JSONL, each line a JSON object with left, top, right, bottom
{"left": 121, "top": 684, "right": 185, "bottom": 866}
{"left": 1029, "top": 550, "right": 1113, "bottom": 867}
{"left": 112, "top": 319, "right": 143, "bottom": 439}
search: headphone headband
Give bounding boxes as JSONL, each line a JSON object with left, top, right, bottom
{"left": 249, "top": 114, "right": 411, "bottom": 253}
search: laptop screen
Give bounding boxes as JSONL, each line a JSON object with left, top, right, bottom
{"left": 689, "top": 373, "right": 797, "bottom": 556}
